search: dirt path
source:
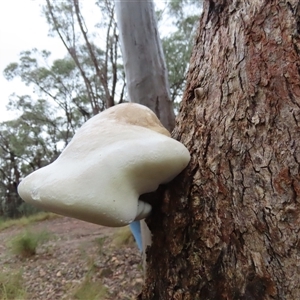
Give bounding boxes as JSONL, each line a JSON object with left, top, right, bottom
{"left": 0, "top": 216, "right": 143, "bottom": 299}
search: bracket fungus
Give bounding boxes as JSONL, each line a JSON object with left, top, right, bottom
{"left": 18, "top": 103, "right": 190, "bottom": 227}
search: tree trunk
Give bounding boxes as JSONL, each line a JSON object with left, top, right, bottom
{"left": 115, "top": 0, "right": 176, "bottom": 272}
{"left": 140, "top": 1, "right": 300, "bottom": 299}
{"left": 115, "top": 0, "right": 175, "bottom": 131}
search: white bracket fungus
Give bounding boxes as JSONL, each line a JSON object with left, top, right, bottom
{"left": 18, "top": 103, "right": 190, "bottom": 227}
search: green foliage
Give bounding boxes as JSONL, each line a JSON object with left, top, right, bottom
{"left": 9, "top": 229, "right": 52, "bottom": 257}
{"left": 0, "top": 105, "right": 62, "bottom": 218}
{"left": 4, "top": 49, "right": 91, "bottom": 130}
{"left": 0, "top": 270, "right": 27, "bottom": 300}
{"left": 52, "top": 58, "right": 76, "bottom": 75}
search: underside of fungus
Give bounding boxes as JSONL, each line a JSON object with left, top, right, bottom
{"left": 18, "top": 103, "right": 190, "bottom": 227}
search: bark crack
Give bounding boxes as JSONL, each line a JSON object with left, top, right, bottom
{"left": 284, "top": 76, "right": 300, "bottom": 109}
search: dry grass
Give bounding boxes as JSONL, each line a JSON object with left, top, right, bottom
{"left": 72, "top": 276, "right": 108, "bottom": 299}
{"left": 0, "top": 270, "right": 27, "bottom": 300}
{"left": 111, "top": 226, "right": 135, "bottom": 248}
{"left": 0, "top": 212, "right": 60, "bottom": 232}
{"left": 72, "top": 261, "right": 108, "bottom": 300}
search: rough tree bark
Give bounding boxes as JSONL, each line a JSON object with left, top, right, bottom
{"left": 140, "top": 0, "right": 300, "bottom": 299}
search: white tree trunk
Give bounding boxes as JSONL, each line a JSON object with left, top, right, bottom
{"left": 115, "top": 0, "right": 175, "bottom": 273}
{"left": 115, "top": 0, "right": 175, "bottom": 131}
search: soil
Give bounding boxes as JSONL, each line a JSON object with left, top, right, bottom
{"left": 0, "top": 216, "right": 143, "bottom": 299}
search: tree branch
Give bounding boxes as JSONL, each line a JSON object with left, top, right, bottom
{"left": 73, "top": 0, "right": 114, "bottom": 108}
{"left": 45, "top": 0, "right": 99, "bottom": 115}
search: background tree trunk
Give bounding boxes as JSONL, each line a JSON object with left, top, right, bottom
{"left": 115, "top": 0, "right": 176, "bottom": 273}
{"left": 140, "top": 0, "right": 300, "bottom": 299}
{"left": 115, "top": 0, "right": 175, "bottom": 131}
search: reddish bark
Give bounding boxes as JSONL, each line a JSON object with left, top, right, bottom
{"left": 140, "top": 1, "right": 300, "bottom": 299}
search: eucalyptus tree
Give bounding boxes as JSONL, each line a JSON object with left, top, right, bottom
{"left": 4, "top": 49, "right": 91, "bottom": 143}
{"left": 0, "top": 97, "right": 60, "bottom": 217}
{"left": 115, "top": 0, "right": 175, "bottom": 270}
{"left": 139, "top": 0, "right": 300, "bottom": 298}
{"left": 115, "top": 0, "right": 175, "bottom": 131}
{"left": 1, "top": 50, "right": 95, "bottom": 217}
{"left": 43, "top": 0, "right": 124, "bottom": 112}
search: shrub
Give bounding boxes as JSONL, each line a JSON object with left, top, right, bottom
{"left": 10, "top": 229, "right": 51, "bottom": 258}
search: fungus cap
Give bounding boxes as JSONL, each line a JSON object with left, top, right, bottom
{"left": 18, "top": 103, "right": 190, "bottom": 227}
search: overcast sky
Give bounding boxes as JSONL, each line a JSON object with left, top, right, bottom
{"left": 0, "top": 0, "right": 66, "bottom": 121}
